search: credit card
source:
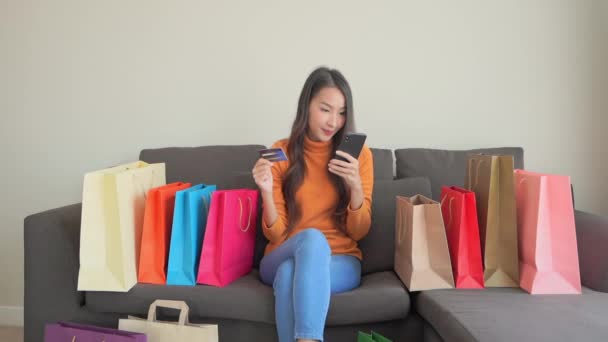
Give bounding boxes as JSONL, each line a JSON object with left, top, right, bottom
{"left": 258, "top": 148, "right": 288, "bottom": 162}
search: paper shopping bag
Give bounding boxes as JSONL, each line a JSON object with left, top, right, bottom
{"left": 138, "top": 182, "right": 192, "bottom": 284}
{"left": 440, "top": 186, "right": 484, "bottom": 289}
{"left": 196, "top": 189, "right": 259, "bottom": 287}
{"left": 166, "top": 184, "right": 217, "bottom": 286}
{"left": 119, "top": 300, "right": 218, "bottom": 342}
{"left": 465, "top": 154, "right": 519, "bottom": 287}
{"left": 78, "top": 161, "right": 165, "bottom": 292}
{"left": 358, "top": 331, "right": 392, "bottom": 342}
{"left": 45, "top": 321, "right": 147, "bottom": 341}
{"left": 394, "top": 195, "right": 454, "bottom": 291}
{"left": 514, "top": 169, "right": 581, "bottom": 294}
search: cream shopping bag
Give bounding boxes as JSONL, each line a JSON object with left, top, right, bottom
{"left": 78, "top": 161, "right": 165, "bottom": 292}
{"left": 119, "top": 300, "right": 218, "bottom": 342}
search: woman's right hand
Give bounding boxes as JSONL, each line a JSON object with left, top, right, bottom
{"left": 252, "top": 158, "right": 274, "bottom": 194}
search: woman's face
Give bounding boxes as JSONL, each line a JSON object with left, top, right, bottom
{"left": 307, "top": 87, "right": 346, "bottom": 142}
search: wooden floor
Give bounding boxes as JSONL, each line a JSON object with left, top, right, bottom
{"left": 0, "top": 326, "right": 23, "bottom": 342}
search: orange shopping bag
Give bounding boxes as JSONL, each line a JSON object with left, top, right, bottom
{"left": 138, "top": 182, "right": 191, "bottom": 284}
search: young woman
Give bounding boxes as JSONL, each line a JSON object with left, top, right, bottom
{"left": 252, "top": 67, "right": 373, "bottom": 342}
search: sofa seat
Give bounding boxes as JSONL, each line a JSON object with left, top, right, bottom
{"left": 85, "top": 270, "right": 411, "bottom": 326}
{"left": 417, "top": 287, "right": 608, "bottom": 342}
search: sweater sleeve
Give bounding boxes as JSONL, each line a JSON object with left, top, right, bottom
{"left": 345, "top": 145, "right": 374, "bottom": 241}
{"left": 261, "top": 141, "right": 289, "bottom": 244}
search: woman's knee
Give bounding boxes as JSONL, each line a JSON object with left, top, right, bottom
{"left": 330, "top": 255, "right": 362, "bottom": 293}
{"left": 296, "top": 228, "right": 330, "bottom": 255}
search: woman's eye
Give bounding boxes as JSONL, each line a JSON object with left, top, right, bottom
{"left": 321, "top": 108, "right": 329, "bottom": 112}
{"left": 339, "top": 112, "right": 346, "bottom": 116}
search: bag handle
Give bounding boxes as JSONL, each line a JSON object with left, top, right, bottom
{"left": 238, "top": 196, "right": 253, "bottom": 232}
{"left": 202, "top": 194, "right": 210, "bottom": 214}
{"left": 517, "top": 176, "right": 528, "bottom": 196}
{"left": 71, "top": 336, "right": 105, "bottom": 342}
{"left": 440, "top": 195, "right": 455, "bottom": 229}
{"left": 147, "top": 300, "right": 189, "bottom": 325}
{"left": 396, "top": 198, "right": 406, "bottom": 244}
{"left": 518, "top": 177, "right": 527, "bottom": 187}
{"left": 468, "top": 157, "right": 486, "bottom": 191}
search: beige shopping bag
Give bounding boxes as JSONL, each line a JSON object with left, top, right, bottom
{"left": 394, "top": 195, "right": 455, "bottom": 291}
{"left": 77, "top": 161, "right": 166, "bottom": 292}
{"left": 119, "top": 300, "right": 218, "bottom": 342}
{"left": 465, "top": 154, "right": 519, "bottom": 287}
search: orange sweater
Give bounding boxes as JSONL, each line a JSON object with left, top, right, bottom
{"left": 262, "top": 135, "right": 374, "bottom": 260}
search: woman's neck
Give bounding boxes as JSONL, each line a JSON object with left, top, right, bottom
{"left": 303, "top": 133, "right": 332, "bottom": 154}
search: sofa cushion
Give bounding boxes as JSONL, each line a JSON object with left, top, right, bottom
{"left": 417, "top": 287, "right": 608, "bottom": 342}
{"left": 85, "top": 270, "right": 410, "bottom": 326}
{"left": 395, "top": 147, "right": 524, "bottom": 200}
{"left": 139, "top": 145, "right": 266, "bottom": 189}
{"left": 370, "top": 148, "right": 394, "bottom": 180}
{"left": 360, "top": 177, "right": 432, "bottom": 275}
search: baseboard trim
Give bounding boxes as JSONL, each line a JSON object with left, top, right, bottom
{"left": 0, "top": 306, "right": 24, "bottom": 327}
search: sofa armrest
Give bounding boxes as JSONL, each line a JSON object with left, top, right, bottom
{"left": 24, "top": 203, "right": 118, "bottom": 342}
{"left": 575, "top": 210, "right": 608, "bottom": 292}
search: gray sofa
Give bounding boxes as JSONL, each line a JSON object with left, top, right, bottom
{"left": 24, "top": 145, "right": 608, "bottom": 342}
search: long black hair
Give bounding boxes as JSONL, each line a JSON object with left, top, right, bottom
{"left": 282, "top": 66, "right": 356, "bottom": 236}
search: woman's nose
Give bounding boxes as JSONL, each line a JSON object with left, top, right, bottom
{"left": 328, "top": 112, "right": 337, "bottom": 128}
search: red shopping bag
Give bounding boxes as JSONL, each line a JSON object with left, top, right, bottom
{"left": 196, "top": 189, "right": 259, "bottom": 287}
{"left": 440, "top": 186, "right": 484, "bottom": 289}
{"left": 138, "top": 182, "right": 191, "bottom": 284}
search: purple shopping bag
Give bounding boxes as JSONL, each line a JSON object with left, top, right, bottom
{"left": 44, "top": 321, "right": 147, "bottom": 342}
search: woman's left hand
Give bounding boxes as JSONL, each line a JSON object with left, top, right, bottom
{"left": 328, "top": 151, "right": 362, "bottom": 191}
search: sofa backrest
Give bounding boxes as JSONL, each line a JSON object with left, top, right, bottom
{"left": 394, "top": 147, "right": 524, "bottom": 201}
{"left": 360, "top": 176, "right": 432, "bottom": 274}
{"left": 140, "top": 145, "right": 396, "bottom": 187}
{"left": 138, "top": 145, "right": 525, "bottom": 274}
{"left": 139, "top": 145, "right": 396, "bottom": 269}
{"left": 140, "top": 145, "right": 265, "bottom": 189}
{"left": 369, "top": 148, "right": 394, "bottom": 180}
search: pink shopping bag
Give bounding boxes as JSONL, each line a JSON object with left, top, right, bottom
{"left": 514, "top": 169, "right": 581, "bottom": 294}
{"left": 196, "top": 189, "right": 259, "bottom": 287}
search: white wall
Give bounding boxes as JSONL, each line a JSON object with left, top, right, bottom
{"left": 1, "top": 0, "right": 607, "bottom": 324}
{"left": 589, "top": 0, "right": 608, "bottom": 219}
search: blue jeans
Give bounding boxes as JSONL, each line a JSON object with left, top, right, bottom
{"left": 260, "top": 228, "right": 361, "bottom": 342}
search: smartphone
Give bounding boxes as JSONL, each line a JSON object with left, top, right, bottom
{"left": 335, "top": 132, "right": 367, "bottom": 162}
